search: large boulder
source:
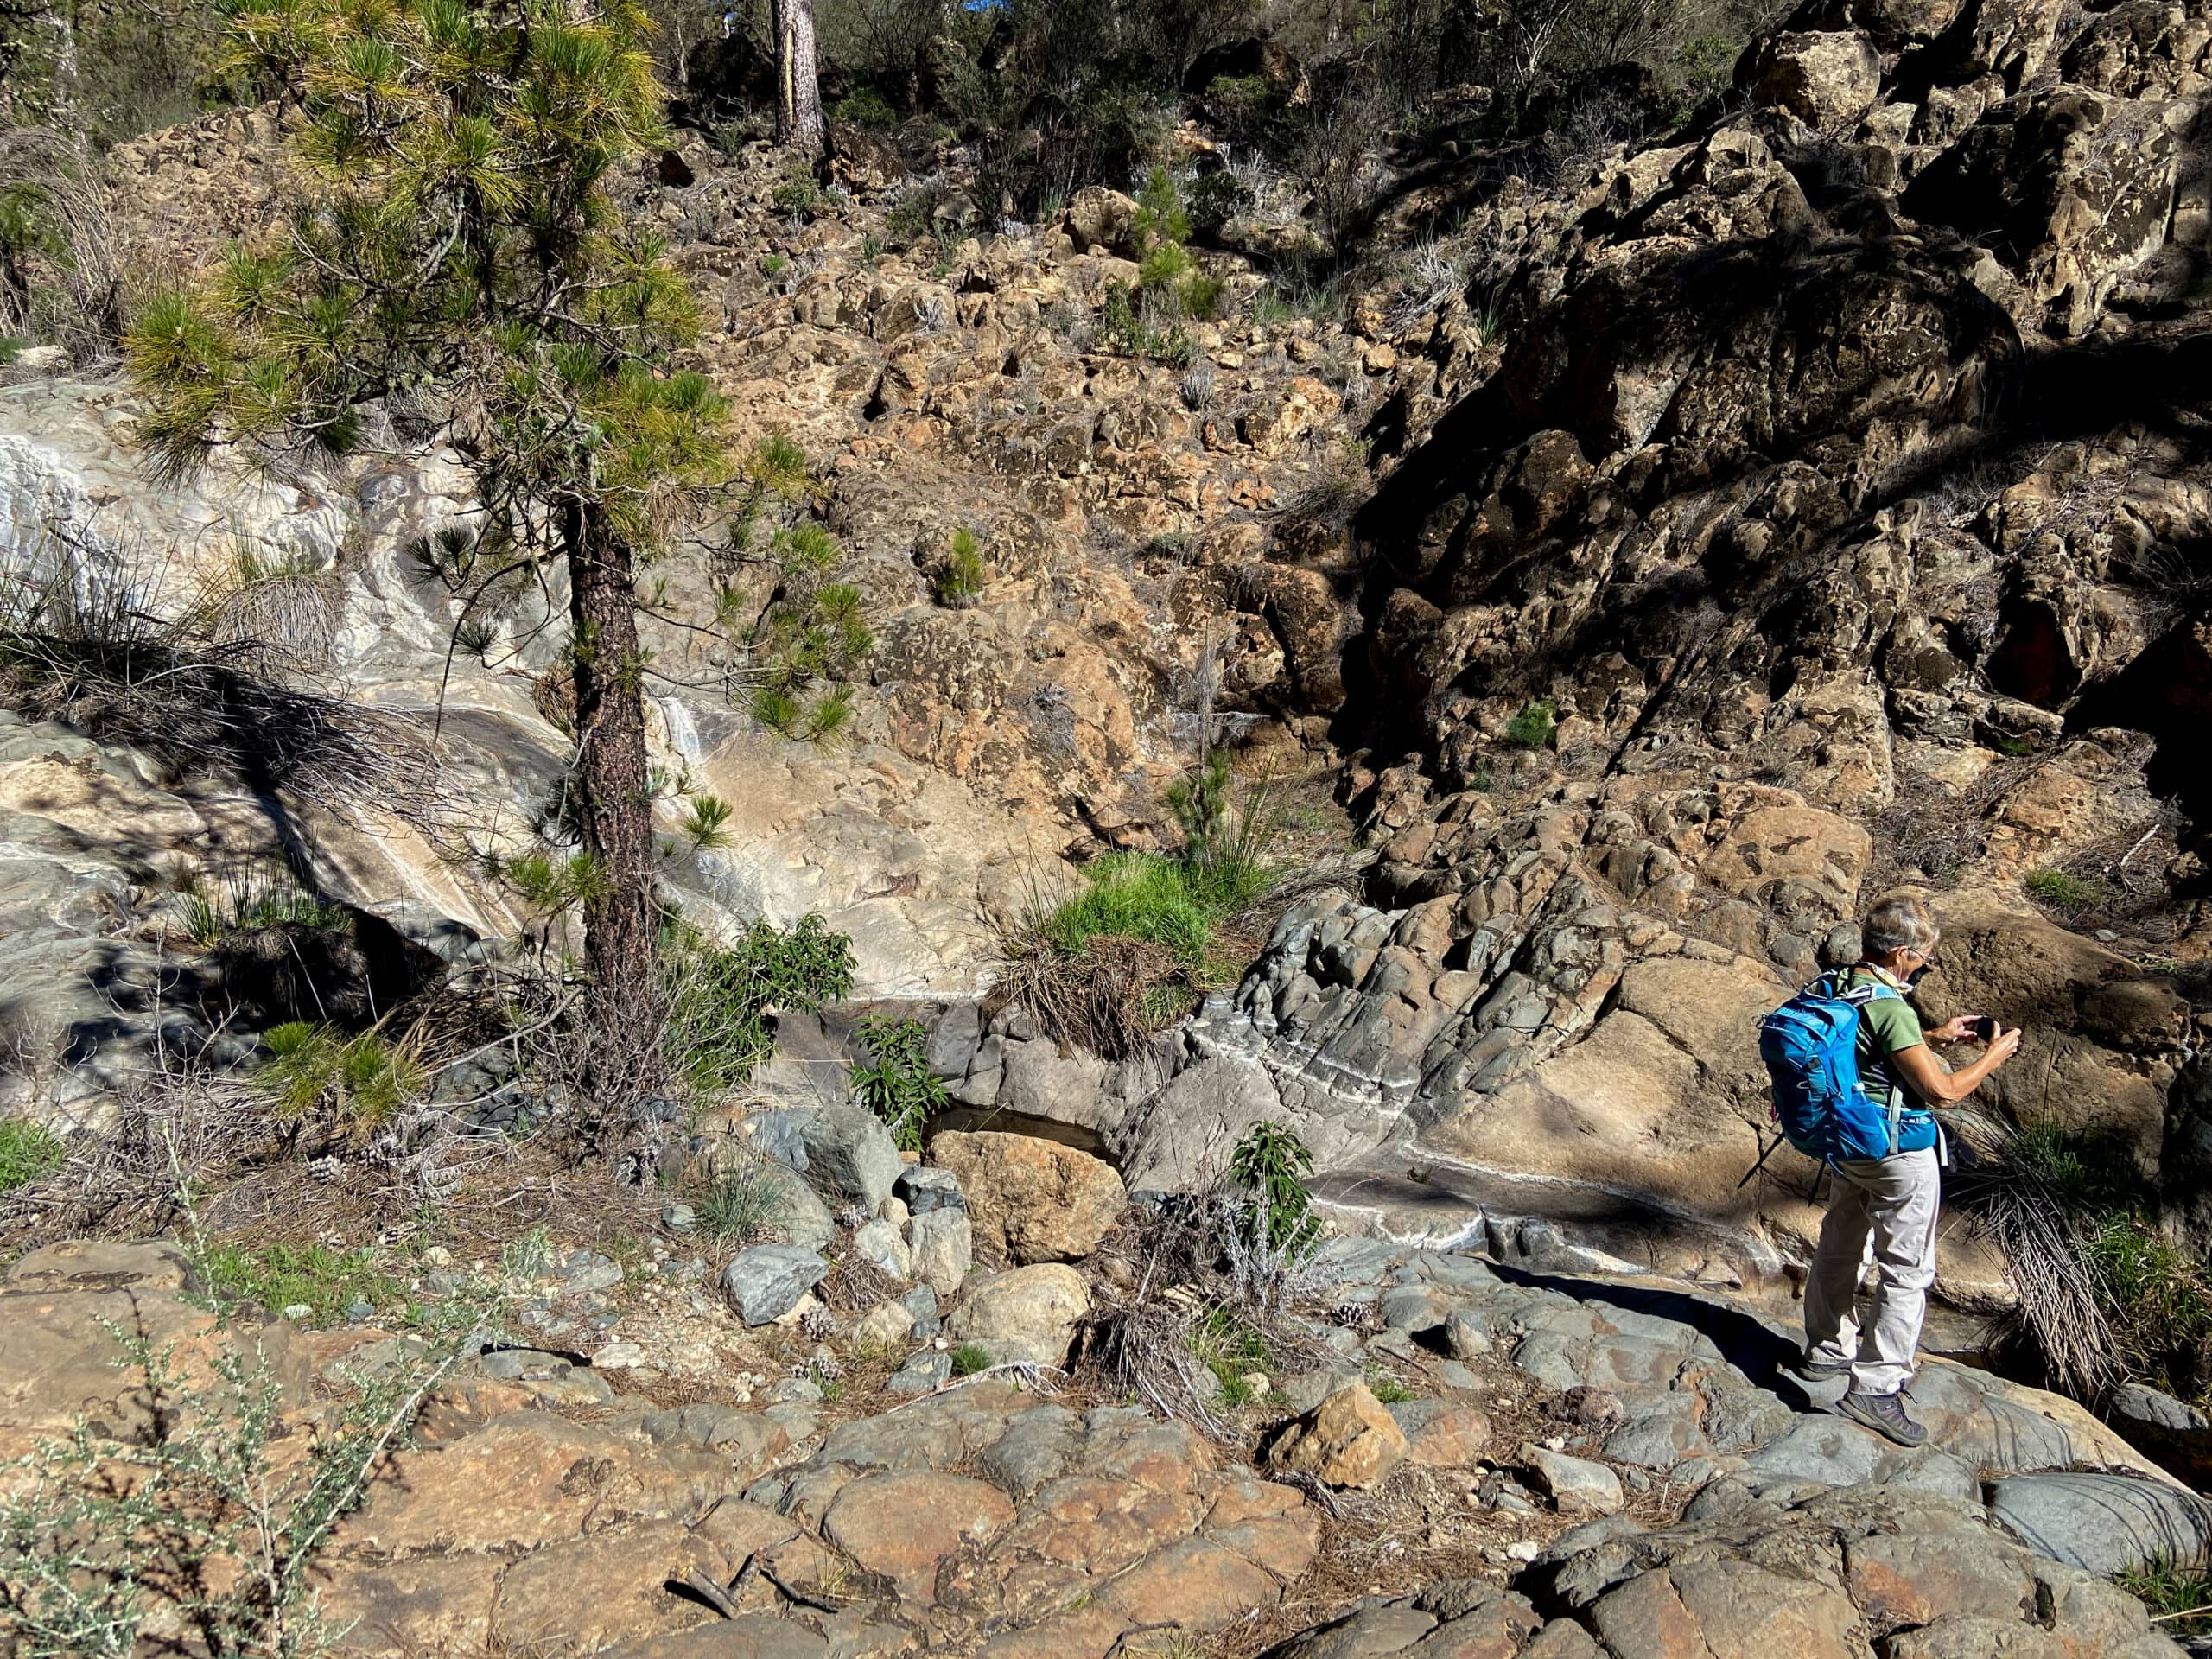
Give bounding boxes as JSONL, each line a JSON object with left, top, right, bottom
{"left": 1988, "top": 1471, "right": 2212, "bottom": 1574}
{"left": 1904, "top": 88, "right": 2183, "bottom": 336}
{"left": 926, "top": 1131, "right": 1127, "bottom": 1263}
{"left": 943, "top": 1264, "right": 1090, "bottom": 1367}
{"left": 1745, "top": 29, "right": 1885, "bottom": 126}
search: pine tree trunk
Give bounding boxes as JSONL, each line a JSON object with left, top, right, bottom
{"left": 771, "top": 0, "right": 825, "bottom": 158}
{"left": 561, "top": 496, "right": 660, "bottom": 1114}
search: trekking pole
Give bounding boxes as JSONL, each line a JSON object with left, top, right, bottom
{"left": 1737, "top": 1131, "right": 1784, "bottom": 1190}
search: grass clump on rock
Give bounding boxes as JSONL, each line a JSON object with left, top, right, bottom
{"left": 1000, "top": 754, "right": 1278, "bottom": 1058}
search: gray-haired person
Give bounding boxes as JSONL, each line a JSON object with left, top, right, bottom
{"left": 1798, "top": 893, "right": 2020, "bottom": 1446}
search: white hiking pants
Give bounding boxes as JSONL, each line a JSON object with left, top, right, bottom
{"left": 1803, "top": 1147, "right": 1941, "bottom": 1397}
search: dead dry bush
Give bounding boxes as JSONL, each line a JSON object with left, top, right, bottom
{"left": 987, "top": 929, "right": 1186, "bottom": 1064}
{"left": 0, "top": 531, "right": 430, "bottom": 813}
{"left": 1072, "top": 1185, "right": 1336, "bottom": 1442}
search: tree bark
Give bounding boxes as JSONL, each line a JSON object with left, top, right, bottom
{"left": 561, "top": 495, "right": 661, "bottom": 1113}
{"left": 771, "top": 0, "right": 825, "bottom": 159}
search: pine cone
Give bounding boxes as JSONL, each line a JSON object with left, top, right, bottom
{"left": 799, "top": 1303, "right": 838, "bottom": 1340}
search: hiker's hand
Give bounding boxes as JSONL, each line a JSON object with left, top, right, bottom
{"left": 1929, "top": 1015, "right": 1981, "bottom": 1042}
{"left": 1986, "top": 1025, "right": 2023, "bottom": 1065}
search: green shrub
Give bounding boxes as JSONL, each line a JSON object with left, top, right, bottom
{"left": 2025, "top": 868, "right": 2111, "bottom": 912}
{"left": 950, "top": 1342, "right": 993, "bottom": 1376}
{"left": 254, "top": 1023, "right": 427, "bottom": 1132}
{"left": 1179, "top": 271, "right": 1226, "bottom": 321}
{"left": 1366, "top": 1370, "right": 1414, "bottom": 1404}
{"left": 0, "top": 1117, "right": 63, "bottom": 1192}
{"left": 661, "top": 914, "right": 855, "bottom": 1099}
{"left": 830, "top": 87, "right": 898, "bottom": 129}
{"left": 759, "top": 253, "right": 788, "bottom": 276}
{"left": 771, "top": 170, "right": 822, "bottom": 214}
{"left": 1138, "top": 241, "right": 1193, "bottom": 290}
{"left": 933, "top": 528, "right": 986, "bottom": 607}
{"left": 1227, "top": 1119, "right": 1322, "bottom": 1258}
{"left": 849, "top": 1014, "right": 944, "bottom": 1152}
{"left": 1504, "top": 697, "right": 1557, "bottom": 748}
{"left": 1132, "top": 166, "right": 1192, "bottom": 251}
{"left": 203, "top": 1242, "right": 402, "bottom": 1326}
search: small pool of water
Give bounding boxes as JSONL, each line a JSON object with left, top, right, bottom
{"left": 925, "top": 1107, "right": 1121, "bottom": 1168}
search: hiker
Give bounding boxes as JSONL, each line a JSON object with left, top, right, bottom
{"left": 1762, "top": 893, "right": 2020, "bottom": 1447}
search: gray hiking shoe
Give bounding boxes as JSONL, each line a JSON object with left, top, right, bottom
{"left": 1795, "top": 1351, "right": 1852, "bottom": 1382}
{"left": 1837, "top": 1389, "right": 1928, "bottom": 1447}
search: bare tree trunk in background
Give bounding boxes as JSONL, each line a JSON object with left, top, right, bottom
{"left": 772, "top": 0, "right": 825, "bottom": 158}
{"left": 561, "top": 496, "right": 662, "bottom": 1118}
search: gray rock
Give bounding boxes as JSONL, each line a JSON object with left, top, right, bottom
{"left": 887, "top": 1350, "right": 953, "bottom": 1395}
{"left": 1378, "top": 1283, "right": 1452, "bottom": 1332}
{"left": 900, "top": 1284, "right": 942, "bottom": 1338}
{"left": 766, "top": 1376, "right": 823, "bottom": 1404}
{"left": 795, "top": 1103, "right": 904, "bottom": 1210}
{"left": 852, "top": 1217, "right": 911, "bottom": 1281}
{"left": 910, "top": 1206, "right": 972, "bottom": 1297}
{"left": 719, "top": 1245, "right": 830, "bottom": 1325}
{"left": 1989, "top": 1471, "right": 2212, "bottom": 1574}
{"left": 661, "top": 1202, "right": 696, "bottom": 1231}
{"left": 761, "top": 1164, "right": 836, "bottom": 1253}
{"left": 1523, "top": 1446, "right": 1624, "bottom": 1516}
{"left": 746, "top": 1110, "right": 812, "bottom": 1173}
{"left": 895, "top": 1164, "right": 967, "bottom": 1215}
{"left": 1445, "top": 1309, "right": 1492, "bottom": 1360}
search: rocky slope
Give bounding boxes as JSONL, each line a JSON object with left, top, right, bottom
{"left": 3, "top": 1125, "right": 2202, "bottom": 1659}
{"left": 1, "top": 0, "right": 2209, "bottom": 1433}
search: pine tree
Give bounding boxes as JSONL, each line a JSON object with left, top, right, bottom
{"left": 125, "top": 0, "right": 730, "bottom": 1118}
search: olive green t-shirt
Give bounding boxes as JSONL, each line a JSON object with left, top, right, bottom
{"left": 1847, "top": 966, "right": 1926, "bottom": 1106}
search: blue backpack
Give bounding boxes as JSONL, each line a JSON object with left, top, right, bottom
{"left": 1758, "top": 973, "right": 1936, "bottom": 1162}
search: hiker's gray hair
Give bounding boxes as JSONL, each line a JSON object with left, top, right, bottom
{"left": 1862, "top": 893, "right": 1939, "bottom": 957}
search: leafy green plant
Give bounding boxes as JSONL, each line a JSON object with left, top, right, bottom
{"left": 848, "top": 1014, "right": 944, "bottom": 1153}
{"left": 1227, "top": 1119, "right": 1322, "bottom": 1258}
{"left": 1132, "top": 166, "right": 1192, "bottom": 251}
{"left": 759, "top": 253, "right": 789, "bottom": 276}
{"left": 861, "top": 233, "right": 884, "bottom": 261}
{"left": 660, "top": 915, "right": 856, "bottom": 1100}
{"left": 830, "top": 87, "right": 897, "bottom": 128}
{"left": 253, "top": 1023, "right": 428, "bottom": 1134}
{"left": 1138, "top": 240, "right": 1193, "bottom": 290}
{"left": 1366, "top": 1370, "right": 1414, "bottom": 1404}
{"left": 933, "top": 527, "right": 986, "bottom": 607}
{"left": 1164, "top": 753, "right": 1277, "bottom": 915}
{"left": 1180, "top": 270, "right": 1226, "bottom": 321}
{"left": 950, "top": 1342, "right": 993, "bottom": 1376}
{"left": 1505, "top": 697, "right": 1558, "bottom": 749}
{"left": 0, "top": 1117, "right": 63, "bottom": 1192}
